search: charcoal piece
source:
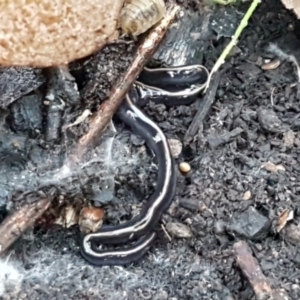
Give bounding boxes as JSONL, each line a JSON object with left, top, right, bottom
{"left": 226, "top": 206, "right": 271, "bottom": 241}
{"left": 184, "top": 71, "right": 222, "bottom": 145}
{"left": 210, "top": 6, "right": 243, "bottom": 39}
{"left": 207, "top": 127, "right": 244, "bottom": 148}
{"left": 45, "top": 104, "right": 64, "bottom": 142}
{"left": 257, "top": 107, "right": 286, "bottom": 133}
{"left": 0, "top": 67, "right": 45, "bottom": 108}
{"left": 0, "top": 132, "right": 29, "bottom": 158}
{"left": 43, "top": 67, "right": 77, "bottom": 102}
{"left": 57, "top": 66, "right": 81, "bottom": 106}
{"left": 8, "top": 92, "right": 43, "bottom": 136}
{"left": 267, "top": 174, "right": 279, "bottom": 187}
{"left": 291, "top": 117, "right": 300, "bottom": 131}
{"left": 85, "top": 177, "right": 115, "bottom": 205}
{"left": 235, "top": 153, "right": 257, "bottom": 168}
{"left": 179, "top": 198, "right": 200, "bottom": 211}
{"left": 235, "top": 62, "right": 263, "bottom": 81}
{"left": 151, "top": 9, "right": 212, "bottom": 66}
{"left": 43, "top": 66, "right": 82, "bottom": 142}
{"left": 232, "top": 100, "right": 245, "bottom": 118}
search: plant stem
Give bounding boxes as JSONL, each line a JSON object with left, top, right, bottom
{"left": 204, "top": 0, "right": 261, "bottom": 92}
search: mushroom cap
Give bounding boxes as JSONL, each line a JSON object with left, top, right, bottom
{"left": 0, "top": 0, "right": 124, "bottom": 67}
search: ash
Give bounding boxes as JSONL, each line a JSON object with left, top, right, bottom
{"left": 0, "top": 125, "right": 148, "bottom": 213}
{"left": 0, "top": 235, "right": 233, "bottom": 300}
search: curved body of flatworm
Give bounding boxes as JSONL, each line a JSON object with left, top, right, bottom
{"left": 120, "top": 0, "right": 166, "bottom": 36}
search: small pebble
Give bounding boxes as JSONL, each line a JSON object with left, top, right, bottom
{"left": 179, "top": 162, "right": 191, "bottom": 173}
{"left": 165, "top": 222, "right": 193, "bottom": 238}
{"left": 263, "top": 162, "right": 285, "bottom": 173}
{"left": 254, "top": 243, "right": 263, "bottom": 251}
{"left": 283, "top": 224, "right": 300, "bottom": 245}
{"left": 283, "top": 130, "right": 295, "bottom": 149}
{"left": 214, "top": 220, "right": 226, "bottom": 234}
{"left": 243, "top": 190, "right": 252, "bottom": 200}
{"left": 261, "top": 58, "right": 281, "bottom": 70}
{"left": 179, "top": 198, "right": 200, "bottom": 211}
{"left": 168, "top": 139, "right": 182, "bottom": 158}
{"left": 257, "top": 107, "right": 285, "bottom": 133}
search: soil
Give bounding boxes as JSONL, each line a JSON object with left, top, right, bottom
{"left": 1, "top": 0, "right": 300, "bottom": 299}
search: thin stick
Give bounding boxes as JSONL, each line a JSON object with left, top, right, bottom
{"left": 204, "top": 0, "right": 261, "bottom": 92}
{"left": 0, "top": 198, "right": 51, "bottom": 256}
{"left": 74, "top": 3, "right": 181, "bottom": 160}
{"left": 233, "top": 241, "right": 289, "bottom": 300}
{"left": 184, "top": 71, "right": 222, "bottom": 146}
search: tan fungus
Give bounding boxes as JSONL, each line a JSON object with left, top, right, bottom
{"left": 281, "top": 0, "right": 300, "bottom": 18}
{"left": 0, "top": 0, "right": 125, "bottom": 67}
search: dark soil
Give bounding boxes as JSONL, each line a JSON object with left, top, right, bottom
{"left": 1, "top": 0, "right": 300, "bottom": 299}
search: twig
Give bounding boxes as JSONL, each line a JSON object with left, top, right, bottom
{"left": 0, "top": 198, "right": 51, "bottom": 256}
{"left": 270, "top": 87, "right": 276, "bottom": 106}
{"left": 204, "top": 0, "right": 261, "bottom": 93}
{"left": 184, "top": 71, "right": 222, "bottom": 146}
{"left": 73, "top": 3, "right": 181, "bottom": 160}
{"left": 233, "top": 241, "right": 289, "bottom": 300}
{"left": 161, "top": 224, "right": 172, "bottom": 242}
